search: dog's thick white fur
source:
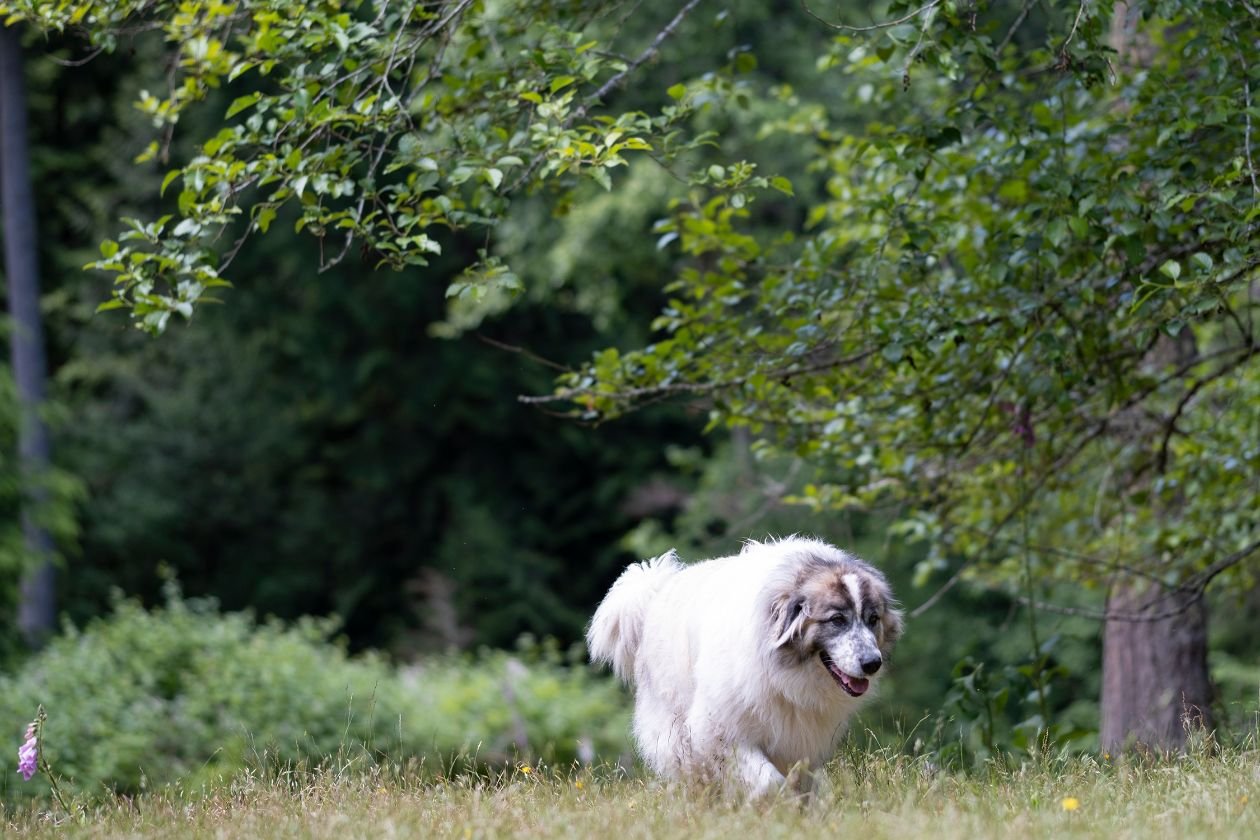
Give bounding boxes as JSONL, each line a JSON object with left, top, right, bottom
{"left": 587, "top": 536, "right": 902, "bottom": 798}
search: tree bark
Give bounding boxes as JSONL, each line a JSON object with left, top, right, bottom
{"left": 1100, "top": 580, "right": 1213, "bottom": 752}
{"left": 0, "top": 24, "right": 57, "bottom": 647}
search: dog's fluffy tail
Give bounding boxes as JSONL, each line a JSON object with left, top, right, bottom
{"left": 586, "top": 550, "right": 683, "bottom": 683}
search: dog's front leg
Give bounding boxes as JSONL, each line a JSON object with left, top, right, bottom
{"left": 732, "top": 744, "right": 786, "bottom": 799}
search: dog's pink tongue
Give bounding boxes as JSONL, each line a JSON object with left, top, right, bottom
{"left": 842, "top": 674, "right": 870, "bottom": 696}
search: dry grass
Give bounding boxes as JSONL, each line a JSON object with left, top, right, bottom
{"left": 5, "top": 748, "right": 1258, "bottom": 839}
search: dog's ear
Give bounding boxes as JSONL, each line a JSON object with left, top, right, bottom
{"left": 772, "top": 594, "right": 808, "bottom": 648}
{"left": 880, "top": 603, "right": 904, "bottom": 651}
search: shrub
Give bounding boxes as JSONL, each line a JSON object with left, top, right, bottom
{"left": 0, "top": 589, "right": 629, "bottom": 806}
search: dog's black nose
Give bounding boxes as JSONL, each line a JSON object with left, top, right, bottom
{"left": 860, "top": 656, "right": 883, "bottom": 675}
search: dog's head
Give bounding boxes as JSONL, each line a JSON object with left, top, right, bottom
{"left": 769, "top": 548, "right": 903, "bottom": 698}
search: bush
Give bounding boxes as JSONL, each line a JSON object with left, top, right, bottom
{"left": 0, "top": 588, "right": 629, "bottom": 806}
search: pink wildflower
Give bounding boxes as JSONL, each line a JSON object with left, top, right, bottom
{"left": 17, "top": 734, "right": 38, "bottom": 781}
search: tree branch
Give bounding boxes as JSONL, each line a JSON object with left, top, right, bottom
{"left": 1011, "top": 538, "right": 1260, "bottom": 623}
{"left": 1156, "top": 342, "right": 1260, "bottom": 473}
{"left": 996, "top": 0, "right": 1037, "bottom": 55}
{"left": 588, "top": 0, "right": 704, "bottom": 106}
{"left": 518, "top": 347, "right": 879, "bottom": 407}
{"left": 800, "top": 0, "right": 941, "bottom": 33}
{"left": 508, "top": 0, "right": 705, "bottom": 194}
{"left": 476, "top": 333, "right": 572, "bottom": 372}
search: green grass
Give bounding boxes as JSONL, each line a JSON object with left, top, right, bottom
{"left": 5, "top": 747, "right": 1259, "bottom": 839}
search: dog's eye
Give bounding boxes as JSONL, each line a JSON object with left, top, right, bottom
{"left": 831, "top": 614, "right": 849, "bottom": 626}
{"left": 866, "top": 614, "right": 880, "bottom": 628}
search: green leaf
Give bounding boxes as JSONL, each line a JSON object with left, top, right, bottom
{"left": 1045, "top": 218, "right": 1067, "bottom": 248}
{"left": 1159, "top": 259, "right": 1182, "bottom": 282}
{"left": 99, "top": 239, "right": 119, "bottom": 258}
{"left": 928, "top": 126, "right": 962, "bottom": 149}
{"left": 769, "top": 176, "right": 794, "bottom": 196}
{"left": 667, "top": 83, "right": 687, "bottom": 100}
{"left": 225, "top": 91, "right": 261, "bottom": 118}
{"left": 160, "top": 170, "right": 180, "bottom": 197}
{"left": 549, "top": 75, "right": 578, "bottom": 93}
{"left": 1190, "top": 252, "right": 1213, "bottom": 273}
{"left": 256, "top": 206, "right": 277, "bottom": 233}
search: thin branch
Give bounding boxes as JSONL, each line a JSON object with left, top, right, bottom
{"left": 588, "top": 0, "right": 703, "bottom": 106}
{"left": 1008, "top": 538, "right": 1260, "bottom": 623}
{"left": 996, "top": 0, "right": 1037, "bottom": 55}
{"left": 476, "top": 334, "right": 572, "bottom": 372}
{"left": 1242, "top": 56, "right": 1259, "bottom": 196}
{"left": 319, "top": 123, "right": 395, "bottom": 273}
{"left": 1156, "top": 343, "right": 1260, "bottom": 473}
{"left": 508, "top": 0, "right": 705, "bottom": 194}
{"left": 902, "top": 2, "right": 938, "bottom": 85}
{"left": 951, "top": 522, "right": 1168, "bottom": 586}
{"left": 48, "top": 45, "right": 105, "bottom": 67}
{"left": 908, "top": 566, "right": 966, "bottom": 619}
{"left": 518, "top": 347, "right": 879, "bottom": 406}
{"left": 800, "top": 0, "right": 941, "bottom": 33}
{"left": 378, "top": 0, "right": 422, "bottom": 108}
{"left": 1062, "top": 0, "right": 1089, "bottom": 53}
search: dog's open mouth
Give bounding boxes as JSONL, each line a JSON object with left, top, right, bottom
{"left": 820, "top": 652, "right": 869, "bottom": 697}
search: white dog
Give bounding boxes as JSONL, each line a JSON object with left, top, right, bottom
{"left": 587, "top": 536, "right": 902, "bottom": 797}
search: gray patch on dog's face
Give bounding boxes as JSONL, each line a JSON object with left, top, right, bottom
{"left": 778, "top": 555, "right": 901, "bottom": 691}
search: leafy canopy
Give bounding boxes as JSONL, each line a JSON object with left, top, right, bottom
{"left": 532, "top": 0, "right": 1260, "bottom": 600}
{"left": 6, "top": 0, "right": 1259, "bottom": 602}
{"left": 2, "top": 0, "right": 716, "bottom": 332}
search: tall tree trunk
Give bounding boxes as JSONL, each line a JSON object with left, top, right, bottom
{"left": 0, "top": 24, "right": 57, "bottom": 647}
{"left": 1100, "top": 580, "right": 1213, "bottom": 752}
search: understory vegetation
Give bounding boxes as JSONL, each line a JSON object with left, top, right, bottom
{"left": 0, "top": 588, "right": 628, "bottom": 808}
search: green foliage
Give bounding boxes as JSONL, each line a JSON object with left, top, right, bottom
{"left": 0, "top": 587, "right": 629, "bottom": 806}
{"left": 8, "top": 0, "right": 1259, "bottom": 756}
{"left": 540, "top": 2, "right": 1260, "bottom": 603}
{"left": 52, "top": 265, "right": 695, "bottom": 650}
{"left": 2, "top": 0, "right": 713, "bottom": 332}
{"left": 927, "top": 641, "right": 1093, "bottom": 769}
{"left": 6, "top": 14, "right": 708, "bottom": 661}
{"left": 0, "top": 364, "right": 84, "bottom": 662}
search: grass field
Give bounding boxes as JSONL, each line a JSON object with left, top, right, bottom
{"left": 6, "top": 746, "right": 1258, "bottom": 839}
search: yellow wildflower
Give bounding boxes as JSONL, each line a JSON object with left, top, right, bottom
{"left": 1061, "top": 797, "right": 1081, "bottom": 812}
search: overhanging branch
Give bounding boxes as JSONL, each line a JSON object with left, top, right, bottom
{"left": 1010, "top": 538, "right": 1260, "bottom": 623}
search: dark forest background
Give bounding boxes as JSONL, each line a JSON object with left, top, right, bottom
{"left": 1, "top": 0, "right": 1258, "bottom": 804}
